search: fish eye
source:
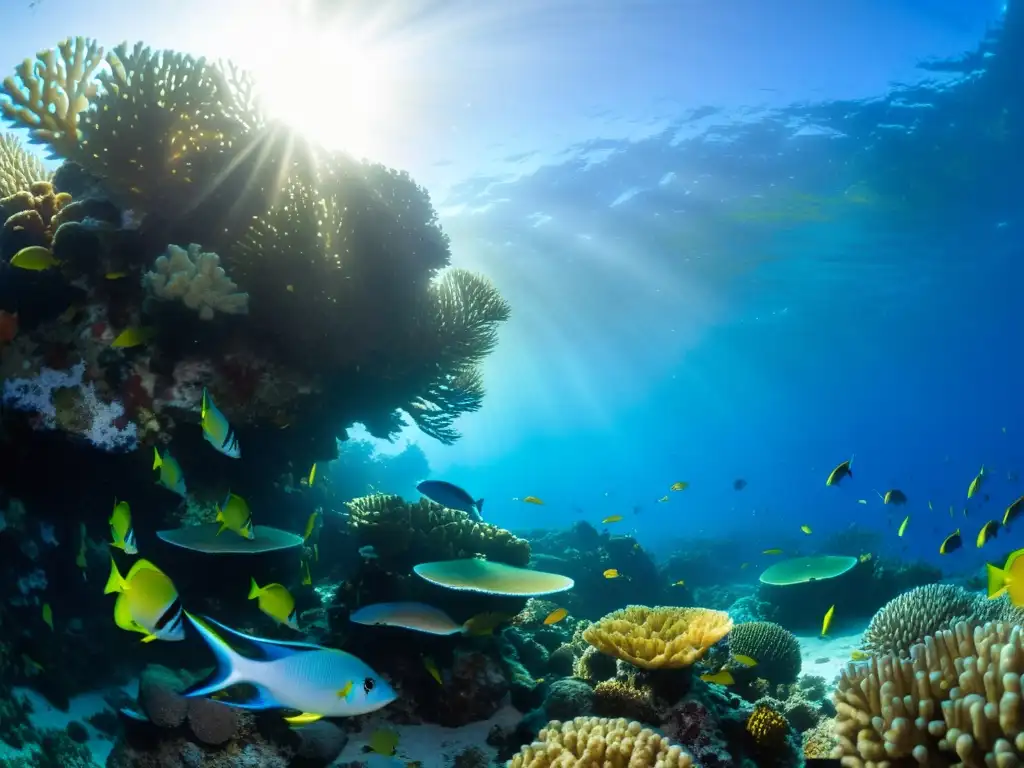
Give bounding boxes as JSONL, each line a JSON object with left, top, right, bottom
{"left": 363, "top": 677, "right": 375, "bottom": 693}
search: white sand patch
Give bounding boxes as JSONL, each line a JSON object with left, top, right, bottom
{"left": 795, "top": 621, "right": 869, "bottom": 687}
{"left": 333, "top": 705, "right": 522, "bottom": 768}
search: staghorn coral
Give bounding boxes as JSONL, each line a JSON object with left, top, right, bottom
{"left": 0, "top": 132, "right": 51, "bottom": 197}
{"left": 861, "top": 583, "right": 1000, "bottom": 657}
{"left": 582, "top": 606, "right": 733, "bottom": 670}
{"left": 143, "top": 243, "right": 249, "bottom": 320}
{"left": 507, "top": 716, "right": 694, "bottom": 767}
{"left": 833, "top": 620, "right": 1024, "bottom": 766}
{"left": 0, "top": 37, "right": 104, "bottom": 158}
{"left": 746, "top": 703, "right": 788, "bottom": 748}
{"left": 347, "top": 493, "right": 531, "bottom": 567}
{"left": 729, "top": 621, "right": 802, "bottom": 685}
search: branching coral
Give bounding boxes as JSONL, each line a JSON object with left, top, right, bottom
{"left": 583, "top": 606, "right": 733, "bottom": 670}
{"left": 143, "top": 243, "right": 249, "bottom": 320}
{"left": 507, "top": 717, "right": 694, "bottom": 767}
{"left": 347, "top": 493, "right": 531, "bottom": 567}
{"left": 0, "top": 132, "right": 51, "bottom": 197}
{"left": 834, "top": 620, "right": 1024, "bottom": 766}
{"left": 861, "top": 583, "right": 1000, "bottom": 657}
{"left": 729, "top": 621, "right": 802, "bottom": 685}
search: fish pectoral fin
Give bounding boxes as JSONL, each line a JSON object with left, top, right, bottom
{"left": 284, "top": 712, "right": 323, "bottom": 726}
{"left": 141, "top": 634, "right": 159, "bottom": 643}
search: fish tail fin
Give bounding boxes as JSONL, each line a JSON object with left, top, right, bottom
{"left": 152, "top": 447, "right": 162, "bottom": 470}
{"left": 247, "top": 578, "right": 261, "bottom": 600}
{"left": 201, "top": 388, "right": 209, "bottom": 420}
{"left": 476, "top": 498, "right": 484, "bottom": 513}
{"left": 987, "top": 563, "right": 1008, "bottom": 599}
{"left": 181, "top": 613, "right": 249, "bottom": 698}
{"left": 110, "top": 540, "right": 124, "bottom": 551}
{"left": 104, "top": 558, "right": 128, "bottom": 594}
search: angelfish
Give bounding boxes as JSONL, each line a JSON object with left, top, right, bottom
{"left": 182, "top": 613, "right": 396, "bottom": 721}
{"left": 201, "top": 388, "right": 240, "bottom": 458}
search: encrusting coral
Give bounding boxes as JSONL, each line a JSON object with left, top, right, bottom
{"left": 861, "top": 583, "right": 1000, "bottom": 656}
{"left": 583, "top": 606, "right": 733, "bottom": 670}
{"left": 0, "top": 132, "right": 51, "bottom": 197}
{"left": 347, "top": 493, "right": 531, "bottom": 567}
{"left": 507, "top": 717, "right": 694, "bottom": 767}
{"left": 143, "top": 243, "right": 249, "bottom": 320}
{"left": 729, "top": 620, "right": 802, "bottom": 685}
{"left": 834, "top": 620, "right": 1024, "bottom": 766}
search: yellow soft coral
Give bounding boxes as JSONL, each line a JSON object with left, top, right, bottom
{"left": 0, "top": 132, "right": 51, "bottom": 197}
{"left": 507, "top": 717, "right": 693, "bottom": 767}
{"left": 583, "top": 606, "right": 733, "bottom": 670}
{"left": 747, "top": 704, "right": 788, "bottom": 747}
{"left": 0, "top": 37, "right": 104, "bottom": 157}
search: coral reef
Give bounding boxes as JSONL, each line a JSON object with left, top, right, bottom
{"left": 0, "top": 132, "right": 51, "bottom": 197}
{"left": 542, "top": 678, "right": 594, "bottom": 721}
{"left": 728, "top": 621, "right": 802, "bottom": 685}
{"left": 746, "top": 703, "right": 788, "bottom": 748}
{"left": 802, "top": 717, "right": 838, "bottom": 759}
{"left": 143, "top": 243, "right": 249, "bottom": 320}
{"left": 507, "top": 717, "right": 694, "bottom": 767}
{"left": 583, "top": 606, "right": 733, "bottom": 669}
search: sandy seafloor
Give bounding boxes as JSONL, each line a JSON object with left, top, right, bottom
{"left": 0, "top": 621, "right": 869, "bottom": 767}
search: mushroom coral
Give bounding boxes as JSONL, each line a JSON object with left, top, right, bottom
{"left": 508, "top": 717, "right": 694, "bottom": 768}
{"left": 583, "top": 606, "right": 733, "bottom": 670}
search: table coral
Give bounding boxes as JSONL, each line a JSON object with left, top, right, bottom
{"left": 507, "top": 716, "right": 694, "bottom": 767}
{"left": 143, "top": 243, "right": 249, "bottom": 320}
{"left": 583, "top": 606, "right": 733, "bottom": 669}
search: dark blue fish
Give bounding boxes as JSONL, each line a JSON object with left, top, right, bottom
{"left": 416, "top": 481, "right": 483, "bottom": 522}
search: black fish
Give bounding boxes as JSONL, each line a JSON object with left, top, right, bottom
{"left": 939, "top": 529, "right": 963, "bottom": 555}
{"left": 733, "top": 478, "right": 747, "bottom": 491}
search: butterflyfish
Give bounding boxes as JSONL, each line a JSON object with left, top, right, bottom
{"left": 182, "top": 613, "right": 396, "bottom": 716}
{"left": 850, "top": 650, "right": 870, "bottom": 661}
{"left": 104, "top": 558, "right": 185, "bottom": 642}
{"left": 988, "top": 548, "right": 1024, "bottom": 606}
{"left": 670, "top": 481, "right": 689, "bottom": 491}
{"left": 109, "top": 499, "right": 137, "bottom": 555}
{"left": 897, "top": 515, "right": 910, "bottom": 537}
{"left": 882, "top": 489, "right": 907, "bottom": 505}
{"left": 939, "top": 529, "right": 963, "bottom": 555}
{"left": 152, "top": 447, "right": 186, "bottom": 497}
{"left": 968, "top": 466, "right": 986, "bottom": 499}
{"left": 821, "top": 605, "right": 835, "bottom": 636}
{"left": 201, "top": 389, "right": 240, "bottom": 458}
{"left": 671, "top": 579, "right": 685, "bottom": 587}
{"left": 603, "top": 568, "right": 621, "bottom": 579}
{"left": 42, "top": 603, "right": 53, "bottom": 631}
{"left": 800, "top": 525, "right": 812, "bottom": 535}
{"left": 976, "top": 520, "right": 1000, "bottom": 549}
{"left": 423, "top": 656, "right": 442, "bottom": 686}
{"left": 111, "top": 326, "right": 156, "bottom": 348}
{"left": 369, "top": 728, "right": 400, "bottom": 756}
{"left": 216, "top": 493, "right": 254, "bottom": 540}
{"left": 1004, "top": 495, "right": 1024, "bottom": 527}
{"left": 10, "top": 246, "right": 59, "bottom": 270}
{"left": 544, "top": 608, "right": 568, "bottom": 625}
{"left": 601, "top": 515, "right": 622, "bottom": 524}
{"left": 733, "top": 654, "right": 758, "bottom": 667}
{"left": 248, "top": 578, "right": 298, "bottom": 630}
{"left": 699, "top": 670, "right": 734, "bottom": 685}
{"left": 416, "top": 480, "right": 484, "bottom": 521}
{"left": 826, "top": 457, "right": 853, "bottom": 486}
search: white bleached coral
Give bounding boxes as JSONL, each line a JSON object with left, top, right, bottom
{"left": 144, "top": 243, "right": 249, "bottom": 321}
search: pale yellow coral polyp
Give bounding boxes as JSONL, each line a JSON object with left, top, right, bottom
{"left": 582, "top": 605, "right": 733, "bottom": 669}
{"left": 0, "top": 132, "right": 51, "bottom": 197}
{"left": 507, "top": 717, "right": 693, "bottom": 768}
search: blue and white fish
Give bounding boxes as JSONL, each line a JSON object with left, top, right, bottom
{"left": 416, "top": 480, "right": 483, "bottom": 522}
{"left": 201, "top": 389, "right": 240, "bottom": 459}
{"left": 183, "top": 613, "right": 396, "bottom": 722}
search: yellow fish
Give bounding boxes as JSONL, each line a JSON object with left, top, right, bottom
{"left": 670, "top": 481, "right": 689, "bottom": 491}
{"left": 523, "top": 496, "right": 544, "bottom": 505}
{"left": 10, "top": 246, "right": 59, "bottom": 270}
{"left": 733, "top": 654, "right": 757, "bottom": 667}
{"left": 303, "top": 509, "right": 320, "bottom": 542}
{"left": 601, "top": 515, "right": 623, "bottom": 524}
{"left": 671, "top": 579, "right": 685, "bottom": 587}
{"left": 977, "top": 520, "right": 1000, "bottom": 548}
{"left": 821, "top": 604, "right": 835, "bottom": 636}
{"left": 657, "top": 495, "right": 669, "bottom": 503}
{"left": 152, "top": 447, "right": 186, "bottom": 496}
{"left": 850, "top": 650, "right": 870, "bottom": 661}
{"left": 300, "top": 557, "right": 312, "bottom": 586}
{"left": 109, "top": 499, "right": 137, "bottom": 554}
{"left": 104, "top": 558, "right": 185, "bottom": 642}
{"left": 940, "top": 529, "right": 963, "bottom": 555}
{"left": 76, "top": 522, "right": 88, "bottom": 577}
{"left": 423, "top": 656, "right": 442, "bottom": 686}
{"left": 216, "top": 492, "right": 254, "bottom": 539}
{"left": 105, "top": 271, "right": 127, "bottom": 280}
{"left": 968, "top": 466, "right": 986, "bottom": 499}
{"left": 248, "top": 578, "right": 298, "bottom": 629}
{"left": 201, "top": 388, "right": 240, "bottom": 458}
{"left": 111, "top": 326, "right": 156, "bottom": 348}
{"left": 988, "top": 547, "right": 1024, "bottom": 605}
{"left": 859, "top": 553, "right": 872, "bottom": 563}
{"left": 882, "top": 489, "right": 907, "bottom": 505}
{"left": 762, "top": 548, "right": 783, "bottom": 555}
{"left": 369, "top": 728, "right": 400, "bottom": 757}
{"left": 42, "top": 603, "right": 53, "bottom": 631}
{"left": 800, "top": 525, "right": 812, "bottom": 535}
{"left": 699, "top": 670, "right": 734, "bottom": 685}
{"left": 307, "top": 463, "right": 316, "bottom": 487}
{"left": 463, "top": 612, "right": 514, "bottom": 636}
{"left": 284, "top": 712, "right": 323, "bottom": 725}
{"left": 1004, "top": 495, "right": 1024, "bottom": 527}
{"left": 603, "top": 568, "right": 621, "bottom": 579}
{"left": 826, "top": 456, "right": 853, "bottom": 486}
{"left": 544, "top": 608, "right": 568, "bottom": 625}
{"left": 897, "top": 515, "right": 909, "bottom": 537}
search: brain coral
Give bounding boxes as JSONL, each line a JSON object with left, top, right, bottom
{"left": 834, "top": 621, "right": 1024, "bottom": 766}
{"left": 507, "top": 717, "right": 693, "bottom": 767}
{"left": 582, "top": 606, "right": 733, "bottom": 670}
{"left": 861, "top": 583, "right": 1000, "bottom": 657}
{"left": 729, "top": 621, "right": 802, "bottom": 685}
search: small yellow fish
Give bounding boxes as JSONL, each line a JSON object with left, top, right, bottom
{"left": 1004, "top": 495, "right": 1024, "bottom": 527}
{"left": 369, "top": 728, "right": 399, "bottom": 757}
{"left": 800, "top": 525, "right": 812, "bottom": 535}
{"left": 105, "top": 271, "right": 127, "bottom": 280}
{"left": 544, "top": 608, "right": 568, "bottom": 625}
{"left": 671, "top": 579, "right": 685, "bottom": 587}
{"left": 699, "top": 669, "right": 734, "bottom": 685}
{"left": 826, "top": 457, "right": 854, "bottom": 486}
{"left": 523, "top": 496, "right": 544, "bottom": 505}
{"left": 940, "top": 528, "right": 963, "bottom": 555}
{"left": 42, "top": 603, "right": 54, "bottom": 631}
{"left": 670, "top": 481, "right": 689, "bottom": 491}
{"left": 300, "top": 557, "right": 312, "bottom": 586}
{"left": 111, "top": 326, "right": 156, "bottom": 348}
{"left": 303, "top": 509, "right": 320, "bottom": 542}
{"left": 248, "top": 578, "right": 298, "bottom": 629}
{"left": 307, "top": 463, "right": 316, "bottom": 487}
{"left": 601, "top": 515, "right": 623, "bottom": 524}
{"left": 821, "top": 604, "right": 835, "bottom": 636}
{"left": 762, "top": 548, "right": 783, "bottom": 555}
{"left": 988, "top": 547, "right": 1024, "bottom": 605}
{"left": 897, "top": 515, "right": 909, "bottom": 537}
{"left": 535, "top": 677, "right": 545, "bottom": 684}
{"left": 153, "top": 447, "right": 187, "bottom": 496}
{"left": 216, "top": 492, "right": 254, "bottom": 539}
{"left": 976, "top": 520, "right": 999, "bottom": 549}
{"left": 284, "top": 712, "right": 323, "bottom": 725}
{"left": 337, "top": 680, "right": 353, "bottom": 699}
{"left": 10, "top": 246, "right": 59, "bottom": 270}
{"left": 850, "top": 650, "right": 870, "bottom": 661}
{"left": 733, "top": 654, "right": 758, "bottom": 667}
{"left": 423, "top": 656, "right": 442, "bottom": 686}
{"left": 859, "top": 553, "right": 872, "bottom": 563}
{"left": 603, "top": 568, "right": 621, "bottom": 579}
{"left": 657, "top": 495, "right": 670, "bottom": 503}
{"left": 968, "top": 466, "right": 986, "bottom": 499}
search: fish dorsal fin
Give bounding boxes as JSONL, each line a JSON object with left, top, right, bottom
{"left": 192, "top": 614, "right": 325, "bottom": 661}
{"left": 125, "top": 558, "right": 163, "bottom": 582}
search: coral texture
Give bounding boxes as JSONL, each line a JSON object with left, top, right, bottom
{"left": 834, "top": 620, "right": 1024, "bottom": 766}
{"left": 143, "top": 243, "right": 249, "bottom": 320}
{"left": 729, "top": 620, "right": 802, "bottom": 685}
{"left": 746, "top": 703, "right": 788, "bottom": 747}
{"left": 507, "top": 717, "right": 694, "bottom": 767}
{"left": 582, "top": 606, "right": 733, "bottom": 669}
{"left": 0, "top": 132, "right": 51, "bottom": 197}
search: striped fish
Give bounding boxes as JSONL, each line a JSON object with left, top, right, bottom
{"left": 201, "top": 388, "right": 240, "bottom": 458}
